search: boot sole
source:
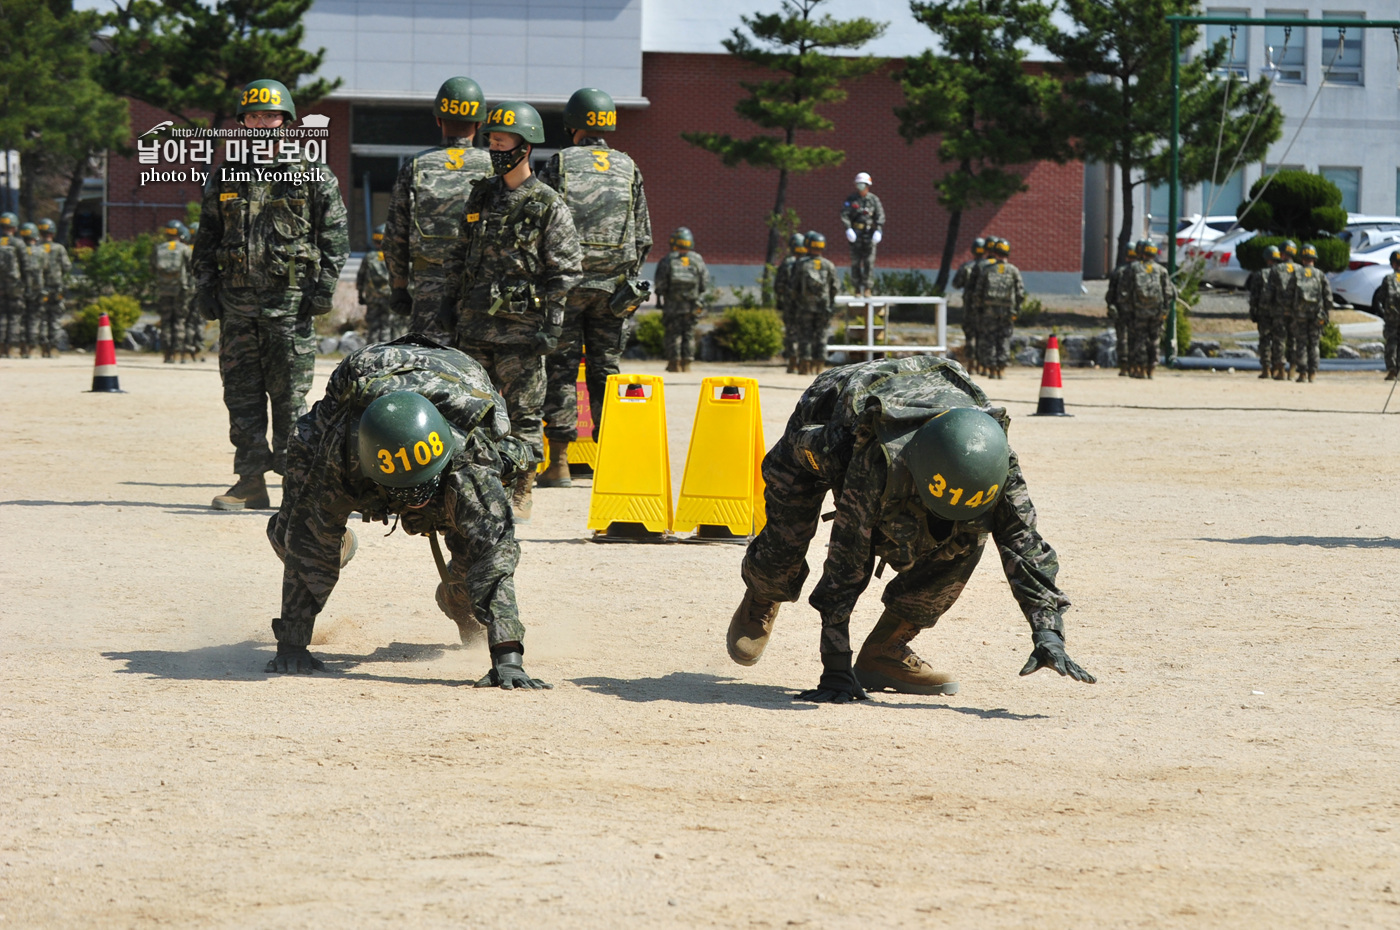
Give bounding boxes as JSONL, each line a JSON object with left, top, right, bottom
{"left": 854, "top": 664, "right": 959, "bottom": 695}
{"left": 211, "top": 498, "right": 270, "bottom": 511}
{"left": 536, "top": 478, "right": 572, "bottom": 488}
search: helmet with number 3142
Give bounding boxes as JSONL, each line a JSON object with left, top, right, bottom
{"left": 903, "top": 407, "right": 1010, "bottom": 522}
{"left": 237, "top": 78, "right": 296, "bottom": 121}
{"left": 357, "top": 391, "right": 460, "bottom": 492}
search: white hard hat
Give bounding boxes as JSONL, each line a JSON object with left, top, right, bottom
{"left": 854, "top": 172, "right": 872, "bottom": 186}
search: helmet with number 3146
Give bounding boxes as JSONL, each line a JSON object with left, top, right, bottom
{"left": 357, "top": 391, "right": 460, "bottom": 490}
{"left": 903, "top": 407, "right": 1010, "bottom": 522}
{"left": 480, "top": 101, "right": 545, "bottom": 144}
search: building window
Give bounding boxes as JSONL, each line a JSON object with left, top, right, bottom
{"left": 1264, "top": 11, "right": 1306, "bottom": 84}
{"left": 1320, "top": 167, "right": 1360, "bottom": 213}
{"left": 1395, "top": 168, "right": 1400, "bottom": 216}
{"left": 1321, "top": 13, "right": 1364, "bottom": 85}
{"left": 1206, "top": 10, "right": 1249, "bottom": 77}
{"left": 1202, "top": 170, "right": 1244, "bottom": 217}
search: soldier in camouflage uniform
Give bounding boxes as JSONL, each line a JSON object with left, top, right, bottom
{"left": 791, "top": 230, "right": 839, "bottom": 376}
{"left": 841, "top": 172, "right": 885, "bottom": 297}
{"left": 192, "top": 79, "right": 350, "bottom": 511}
{"left": 182, "top": 221, "right": 206, "bottom": 361}
{"left": 972, "top": 238, "right": 1024, "bottom": 378}
{"left": 726, "top": 355, "right": 1095, "bottom": 702}
{"left": 385, "top": 77, "right": 493, "bottom": 342}
{"left": 952, "top": 237, "right": 987, "bottom": 373}
{"left": 0, "top": 213, "right": 23, "bottom": 357}
{"left": 152, "top": 219, "right": 193, "bottom": 363}
{"left": 1105, "top": 242, "right": 1138, "bottom": 376}
{"left": 537, "top": 87, "right": 653, "bottom": 487}
{"left": 441, "top": 101, "right": 583, "bottom": 524}
{"left": 1246, "top": 245, "right": 1280, "bottom": 379}
{"left": 1119, "top": 240, "right": 1175, "bottom": 379}
{"left": 1282, "top": 243, "right": 1332, "bottom": 383}
{"left": 35, "top": 219, "right": 70, "bottom": 358}
{"left": 264, "top": 336, "right": 549, "bottom": 689}
{"left": 357, "top": 224, "right": 399, "bottom": 344}
{"left": 1373, "top": 251, "right": 1400, "bottom": 380}
{"left": 775, "top": 232, "right": 806, "bottom": 373}
{"left": 15, "top": 223, "right": 45, "bottom": 358}
{"left": 653, "top": 227, "right": 709, "bottom": 372}
{"left": 1260, "top": 240, "right": 1299, "bottom": 380}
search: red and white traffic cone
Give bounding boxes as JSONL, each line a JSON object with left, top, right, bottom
{"left": 89, "top": 312, "right": 124, "bottom": 393}
{"left": 1030, "top": 333, "right": 1070, "bottom": 417}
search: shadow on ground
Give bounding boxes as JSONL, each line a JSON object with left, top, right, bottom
{"left": 102, "top": 639, "right": 473, "bottom": 686}
{"left": 1201, "top": 535, "right": 1400, "bottom": 549}
{"left": 0, "top": 498, "right": 265, "bottom": 517}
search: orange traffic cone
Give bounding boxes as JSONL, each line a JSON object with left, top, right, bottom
{"left": 1030, "top": 333, "right": 1069, "bottom": 417}
{"left": 89, "top": 312, "right": 124, "bottom": 393}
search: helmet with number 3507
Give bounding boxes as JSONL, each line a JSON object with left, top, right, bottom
{"left": 435, "top": 76, "right": 485, "bottom": 122}
{"left": 357, "top": 391, "right": 460, "bottom": 490}
{"left": 903, "top": 407, "right": 1010, "bottom": 522}
{"left": 237, "top": 78, "right": 296, "bottom": 121}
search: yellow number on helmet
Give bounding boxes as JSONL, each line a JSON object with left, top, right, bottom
{"left": 928, "top": 473, "right": 946, "bottom": 498}
{"left": 377, "top": 449, "right": 395, "bottom": 474}
{"left": 585, "top": 111, "right": 596, "bottom": 126}
{"left": 428, "top": 431, "right": 444, "bottom": 456}
{"left": 440, "top": 97, "right": 450, "bottom": 112}
{"left": 985, "top": 484, "right": 1000, "bottom": 503}
{"left": 270, "top": 90, "right": 281, "bottom": 104}
{"left": 964, "top": 490, "right": 984, "bottom": 509}
{"left": 503, "top": 110, "right": 515, "bottom": 125}
{"left": 414, "top": 441, "right": 431, "bottom": 466}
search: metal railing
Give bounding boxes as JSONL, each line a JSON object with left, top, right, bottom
{"left": 825, "top": 295, "right": 948, "bottom": 357}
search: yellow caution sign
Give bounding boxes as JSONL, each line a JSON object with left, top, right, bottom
{"left": 674, "top": 376, "right": 766, "bottom": 538}
{"left": 587, "top": 374, "right": 672, "bottom": 536}
{"left": 539, "top": 362, "right": 599, "bottom": 473}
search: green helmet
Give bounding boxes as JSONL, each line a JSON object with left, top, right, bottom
{"left": 373, "top": 223, "right": 386, "bottom": 244}
{"left": 237, "top": 79, "right": 295, "bottom": 121}
{"left": 972, "top": 236, "right": 987, "bottom": 254}
{"left": 1126, "top": 243, "right": 1138, "bottom": 260}
{"left": 789, "top": 232, "right": 805, "bottom": 250}
{"left": 1299, "top": 243, "right": 1317, "bottom": 260}
{"left": 993, "top": 238, "right": 1011, "bottom": 256}
{"left": 481, "top": 101, "right": 545, "bottom": 144}
{"left": 1281, "top": 239, "right": 1297, "bottom": 257}
{"left": 163, "top": 219, "right": 185, "bottom": 237}
{"left": 564, "top": 87, "right": 617, "bottom": 132}
{"left": 1137, "top": 239, "right": 1158, "bottom": 258}
{"left": 0, "top": 212, "right": 15, "bottom": 227}
{"left": 806, "top": 230, "right": 826, "bottom": 250}
{"left": 1265, "top": 245, "right": 1281, "bottom": 261}
{"left": 905, "top": 407, "right": 1011, "bottom": 522}
{"left": 37, "top": 218, "right": 55, "bottom": 234}
{"left": 19, "top": 222, "right": 37, "bottom": 238}
{"left": 672, "top": 227, "right": 694, "bottom": 249}
{"left": 435, "top": 76, "right": 485, "bottom": 122}
{"left": 357, "top": 392, "right": 459, "bottom": 494}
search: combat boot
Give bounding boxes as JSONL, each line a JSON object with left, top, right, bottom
{"left": 511, "top": 472, "right": 535, "bottom": 524}
{"left": 1306, "top": 371, "right": 1315, "bottom": 383}
{"left": 727, "top": 587, "right": 780, "bottom": 666}
{"left": 786, "top": 356, "right": 797, "bottom": 374}
{"left": 1272, "top": 366, "right": 1285, "bottom": 380}
{"left": 854, "top": 611, "right": 959, "bottom": 695}
{"left": 537, "top": 439, "right": 572, "bottom": 488}
{"left": 666, "top": 358, "right": 678, "bottom": 373}
{"left": 1258, "top": 367, "right": 1270, "bottom": 379}
{"left": 211, "top": 474, "right": 270, "bottom": 511}
{"left": 1386, "top": 370, "right": 1397, "bottom": 381}
{"left": 1296, "top": 370, "right": 1306, "bottom": 382}
{"left": 340, "top": 528, "right": 358, "bottom": 568}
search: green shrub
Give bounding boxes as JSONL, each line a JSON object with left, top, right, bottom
{"left": 1170, "top": 260, "right": 1201, "bottom": 356}
{"left": 727, "top": 285, "right": 761, "bottom": 311}
{"left": 1237, "top": 170, "right": 1345, "bottom": 237}
{"left": 1319, "top": 322, "right": 1342, "bottom": 359}
{"left": 71, "top": 295, "right": 143, "bottom": 346}
{"left": 872, "top": 268, "right": 941, "bottom": 297}
{"left": 633, "top": 312, "right": 665, "bottom": 357}
{"left": 69, "top": 234, "right": 157, "bottom": 306}
{"left": 713, "top": 307, "right": 783, "bottom": 360}
{"left": 1017, "top": 296, "right": 1044, "bottom": 323}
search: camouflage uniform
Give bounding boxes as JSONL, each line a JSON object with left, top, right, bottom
{"left": 537, "top": 137, "right": 653, "bottom": 443}
{"left": 151, "top": 236, "right": 194, "bottom": 359}
{"left": 1372, "top": 268, "right": 1400, "bottom": 375}
{"left": 741, "top": 356, "right": 1071, "bottom": 659}
{"left": 385, "top": 138, "right": 493, "bottom": 341}
{"left": 0, "top": 233, "right": 23, "bottom": 354}
{"left": 774, "top": 249, "right": 804, "bottom": 364}
{"left": 18, "top": 238, "right": 45, "bottom": 350}
{"left": 1105, "top": 260, "right": 1132, "bottom": 373}
{"left": 267, "top": 336, "right": 530, "bottom": 650}
{"left": 356, "top": 248, "right": 400, "bottom": 344}
{"left": 37, "top": 240, "right": 70, "bottom": 351}
{"left": 973, "top": 258, "right": 1025, "bottom": 372}
{"left": 1282, "top": 262, "right": 1332, "bottom": 378}
{"left": 1261, "top": 260, "right": 1299, "bottom": 374}
{"left": 792, "top": 251, "right": 839, "bottom": 364}
{"left": 952, "top": 257, "right": 982, "bottom": 368}
{"left": 841, "top": 191, "right": 885, "bottom": 294}
{"left": 442, "top": 175, "right": 583, "bottom": 463}
{"left": 1120, "top": 258, "right": 1175, "bottom": 375}
{"left": 653, "top": 248, "right": 709, "bottom": 364}
{"left": 1245, "top": 263, "right": 1272, "bottom": 374}
{"left": 192, "top": 152, "right": 350, "bottom": 478}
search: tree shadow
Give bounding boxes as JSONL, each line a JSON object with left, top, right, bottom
{"left": 102, "top": 639, "right": 474, "bottom": 684}
{"left": 571, "top": 672, "right": 809, "bottom": 709}
{"left": 1201, "top": 535, "right": 1400, "bottom": 549}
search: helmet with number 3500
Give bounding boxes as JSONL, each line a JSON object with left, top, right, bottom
{"left": 357, "top": 391, "right": 460, "bottom": 491}
{"left": 903, "top": 407, "right": 1010, "bottom": 522}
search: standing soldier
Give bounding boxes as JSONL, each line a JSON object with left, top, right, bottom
{"left": 775, "top": 232, "right": 806, "bottom": 374}
{"left": 1285, "top": 243, "right": 1332, "bottom": 383}
{"left": 357, "top": 224, "right": 399, "bottom": 344}
{"left": 182, "top": 221, "right": 206, "bottom": 361}
{"left": 792, "top": 230, "right": 839, "bottom": 375}
{"left": 385, "top": 77, "right": 492, "bottom": 342}
{"left": 0, "top": 213, "right": 23, "bottom": 357}
{"left": 35, "top": 219, "right": 70, "bottom": 358}
{"left": 440, "top": 101, "right": 583, "bottom": 524}
{"left": 192, "top": 79, "right": 350, "bottom": 511}
{"left": 952, "top": 237, "right": 987, "bottom": 373}
{"left": 537, "top": 87, "right": 653, "bottom": 488}
{"left": 1119, "top": 240, "right": 1174, "bottom": 379}
{"left": 652, "top": 227, "right": 708, "bottom": 373}
{"left": 1105, "top": 242, "right": 1137, "bottom": 376}
{"left": 841, "top": 172, "right": 885, "bottom": 297}
{"left": 152, "top": 219, "right": 193, "bottom": 363}
{"left": 1261, "top": 240, "right": 1299, "bottom": 380}
{"left": 16, "top": 223, "right": 45, "bottom": 359}
{"left": 725, "top": 355, "right": 1095, "bottom": 701}
{"left": 1246, "top": 245, "right": 1280, "bottom": 379}
{"left": 1373, "top": 251, "right": 1400, "bottom": 381}
{"left": 973, "top": 238, "right": 1024, "bottom": 379}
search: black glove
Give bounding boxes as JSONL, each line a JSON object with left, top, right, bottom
{"left": 532, "top": 327, "right": 560, "bottom": 357}
{"left": 474, "top": 649, "right": 552, "bottom": 690}
{"left": 795, "top": 652, "right": 870, "bottom": 704}
{"left": 1020, "top": 629, "right": 1096, "bottom": 683}
{"left": 196, "top": 290, "right": 221, "bottom": 322}
{"left": 265, "top": 641, "right": 325, "bottom": 674}
{"left": 390, "top": 286, "right": 413, "bottom": 317}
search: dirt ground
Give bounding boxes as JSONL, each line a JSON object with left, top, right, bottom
{"left": 3, "top": 352, "right": 1399, "bottom": 928}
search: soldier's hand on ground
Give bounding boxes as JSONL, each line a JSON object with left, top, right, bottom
{"left": 1019, "top": 630, "right": 1096, "bottom": 683}
{"left": 390, "top": 286, "right": 413, "bottom": 317}
{"left": 265, "top": 642, "right": 326, "bottom": 674}
{"left": 845, "top": 228, "right": 858, "bottom": 244}
{"left": 474, "top": 651, "right": 552, "bottom": 690}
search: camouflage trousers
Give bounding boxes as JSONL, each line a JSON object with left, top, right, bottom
{"left": 663, "top": 301, "right": 700, "bottom": 363}
{"left": 0, "top": 294, "right": 19, "bottom": 348}
{"left": 364, "top": 299, "right": 403, "bottom": 345}
{"left": 976, "top": 309, "right": 1014, "bottom": 370}
{"left": 407, "top": 273, "right": 452, "bottom": 343}
{"left": 1289, "top": 316, "right": 1323, "bottom": 375}
{"left": 1385, "top": 318, "right": 1400, "bottom": 372}
{"left": 741, "top": 432, "right": 987, "bottom": 656}
{"left": 17, "top": 295, "right": 42, "bottom": 348}
{"left": 961, "top": 305, "right": 981, "bottom": 368}
{"left": 156, "top": 293, "right": 188, "bottom": 355}
{"left": 543, "top": 287, "right": 626, "bottom": 444}
{"left": 183, "top": 298, "right": 206, "bottom": 355}
{"left": 849, "top": 240, "right": 877, "bottom": 293}
{"left": 34, "top": 296, "right": 63, "bottom": 349}
{"left": 1128, "top": 312, "right": 1164, "bottom": 370}
{"left": 457, "top": 340, "right": 546, "bottom": 464}
{"left": 1257, "top": 313, "right": 1279, "bottom": 372}
{"left": 1111, "top": 312, "right": 1126, "bottom": 372}
{"left": 218, "top": 293, "right": 317, "bottom": 477}
{"left": 780, "top": 302, "right": 798, "bottom": 360}
{"left": 794, "top": 306, "right": 833, "bottom": 362}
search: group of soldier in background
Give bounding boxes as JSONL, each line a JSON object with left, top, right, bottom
{"left": 356, "top": 224, "right": 404, "bottom": 344}
{"left": 652, "top": 226, "right": 708, "bottom": 372}
{"left": 774, "top": 230, "right": 839, "bottom": 374}
{"left": 0, "top": 214, "right": 71, "bottom": 359}
{"left": 1106, "top": 239, "right": 1175, "bottom": 379}
{"left": 150, "top": 219, "right": 207, "bottom": 363}
{"left": 1245, "top": 240, "right": 1334, "bottom": 383}
{"left": 954, "top": 236, "right": 1025, "bottom": 379}
{"left": 1374, "top": 250, "right": 1400, "bottom": 380}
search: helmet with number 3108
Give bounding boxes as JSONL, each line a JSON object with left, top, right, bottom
{"left": 357, "top": 391, "right": 460, "bottom": 492}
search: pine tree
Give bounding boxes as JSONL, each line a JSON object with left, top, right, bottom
{"left": 684, "top": 0, "right": 886, "bottom": 267}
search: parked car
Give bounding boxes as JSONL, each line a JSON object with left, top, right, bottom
{"left": 1199, "top": 229, "right": 1258, "bottom": 288}
{"left": 1175, "top": 214, "right": 1237, "bottom": 250}
{"left": 1329, "top": 240, "right": 1400, "bottom": 310}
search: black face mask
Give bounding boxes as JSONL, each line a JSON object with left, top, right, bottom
{"left": 385, "top": 474, "right": 441, "bottom": 510}
{"left": 490, "top": 143, "right": 529, "bottom": 176}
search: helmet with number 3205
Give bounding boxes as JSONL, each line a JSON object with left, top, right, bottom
{"left": 903, "top": 407, "right": 1010, "bottom": 522}
{"left": 357, "top": 391, "right": 460, "bottom": 491}
{"left": 237, "top": 78, "right": 296, "bottom": 121}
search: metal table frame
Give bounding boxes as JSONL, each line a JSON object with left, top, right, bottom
{"left": 825, "top": 295, "right": 948, "bottom": 357}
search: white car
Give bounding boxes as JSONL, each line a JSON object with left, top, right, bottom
{"left": 1329, "top": 240, "right": 1400, "bottom": 310}
{"left": 1199, "top": 228, "right": 1258, "bottom": 288}
{"left": 1175, "top": 214, "right": 1237, "bottom": 251}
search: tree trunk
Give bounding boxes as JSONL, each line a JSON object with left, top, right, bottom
{"left": 935, "top": 208, "right": 962, "bottom": 295}
{"left": 19, "top": 150, "right": 40, "bottom": 223}
{"left": 57, "top": 155, "right": 88, "bottom": 245}
{"left": 766, "top": 166, "right": 789, "bottom": 270}
{"left": 1116, "top": 159, "right": 1136, "bottom": 268}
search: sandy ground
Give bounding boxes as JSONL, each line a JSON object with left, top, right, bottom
{"left": 2, "top": 352, "right": 1399, "bottom": 928}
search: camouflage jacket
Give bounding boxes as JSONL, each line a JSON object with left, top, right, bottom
{"left": 783, "top": 355, "right": 1070, "bottom": 638}
{"left": 774, "top": 253, "right": 803, "bottom": 311}
{"left": 974, "top": 259, "right": 1025, "bottom": 318}
{"left": 384, "top": 137, "right": 492, "bottom": 288}
{"left": 357, "top": 250, "right": 393, "bottom": 304}
{"left": 538, "top": 138, "right": 653, "bottom": 292}
{"left": 951, "top": 258, "right": 977, "bottom": 292}
{"left": 1105, "top": 260, "right": 1132, "bottom": 320}
{"left": 793, "top": 252, "right": 839, "bottom": 311}
{"left": 151, "top": 238, "right": 193, "bottom": 296}
{"left": 191, "top": 151, "right": 349, "bottom": 313}
{"left": 653, "top": 249, "right": 708, "bottom": 305}
{"left": 19, "top": 241, "right": 45, "bottom": 296}
{"left": 1372, "top": 269, "right": 1400, "bottom": 323}
{"left": 0, "top": 237, "right": 22, "bottom": 296}
{"left": 840, "top": 191, "right": 885, "bottom": 240}
{"left": 1279, "top": 263, "right": 1333, "bottom": 322}
{"left": 1260, "top": 261, "right": 1299, "bottom": 318}
{"left": 1245, "top": 266, "right": 1269, "bottom": 321}
{"left": 40, "top": 242, "right": 71, "bottom": 293}
{"left": 276, "top": 337, "right": 529, "bottom": 647}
